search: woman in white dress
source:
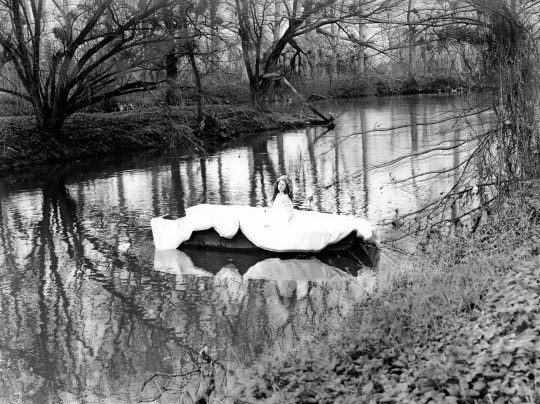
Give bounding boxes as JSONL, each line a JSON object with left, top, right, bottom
{"left": 271, "top": 175, "right": 294, "bottom": 223}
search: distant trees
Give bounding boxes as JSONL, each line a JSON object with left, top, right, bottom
{"left": 0, "top": 0, "right": 537, "bottom": 145}
{"left": 158, "top": 0, "right": 226, "bottom": 126}
{"left": 232, "top": 0, "right": 400, "bottom": 98}
{"left": 0, "top": 0, "right": 170, "bottom": 135}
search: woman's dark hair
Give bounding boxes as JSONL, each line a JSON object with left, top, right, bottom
{"left": 272, "top": 175, "right": 293, "bottom": 201}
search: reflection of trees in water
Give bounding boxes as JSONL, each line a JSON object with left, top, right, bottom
{"left": 74, "top": 99, "right": 466, "bottom": 221}
{"left": 360, "top": 107, "right": 370, "bottom": 217}
{"left": 171, "top": 158, "right": 186, "bottom": 216}
{"left": 217, "top": 156, "right": 226, "bottom": 204}
{"left": 306, "top": 128, "right": 324, "bottom": 211}
{"left": 334, "top": 129, "right": 342, "bottom": 213}
{"left": 1, "top": 169, "right": 374, "bottom": 402}
{"left": 0, "top": 195, "right": 48, "bottom": 399}
{"left": 409, "top": 97, "right": 420, "bottom": 200}
{"left": 0, "top": 178, "right": 89, "bottom": 400}
{"left": 199, "top": 158, "right": 207, "bottom": 205}
{"left": 250, "top": 137, "right": 278, "bottom": 205}
{"left": 151, "top": 167, "right": 161, "bottom": 218}
{"left": 276, "top": 132, "right": 287, "bottom": 175}
{"left": 0, "top": 177, "right": 206, "bottom": 401}
{"left": 0, "top": 195, "right": 18, "bottom": 281}
{"left": 3, "top": 174, "right": 366, "bottom": 400}
{"left": 2, "top": 97, "right": 475, "bottom": 401}
{"left": 134, "top": 273, "right": 366, "bottom": 367}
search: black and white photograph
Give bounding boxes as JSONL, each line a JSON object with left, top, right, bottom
{"left": 0, "top": 0, "right": 538, "bottom": 402}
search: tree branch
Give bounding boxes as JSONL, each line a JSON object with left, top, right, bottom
{"left": 0, "top": 87, "right": 32, "bottom": 102}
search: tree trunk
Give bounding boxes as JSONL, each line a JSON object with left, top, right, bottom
{"left": 208, "top": 0, "right": 220, "bottom": 70}
{"left": 357, "top": 10, "right": 366, "bottom": 76}
{"left": 330, "top": 22, "right": 338, "bottom": 79}
{"left": 252, "top": 18, "right": 303, "bottom": 98}
{"left": 163, "top": 6, "right": 178, "bottom": 105}
{"left": 35, "top": 103, "right": 66, "bottom": 135}
{"left": 165, "top": 50, "right": 179, "bottom": 105}
{"left": 407, "top": 0, "right": 416, "bottom": 77}
{"left": 235, "top": 0, "right": 259, "bottom": 97}
{"left": 188, "top": 52, "right": 203, "bottom": 127}
{"left": 273, "top": 0, "right": 281, "bottom": 42}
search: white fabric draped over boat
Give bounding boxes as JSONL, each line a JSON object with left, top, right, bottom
{"left": 151, "top": 204, "right": 377, "bottom": 252}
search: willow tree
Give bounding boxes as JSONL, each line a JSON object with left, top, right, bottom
{"left": 424, "top": 0, "right": 540, "bottom": 184}
{"left": 476, "top": 0, "right": 539, "bottom": 183}
{"left": 376, "top": 0, "right": 540, "bottom": 236}
{"left": 0, "top": 0, "right": 170, "bottom": 135}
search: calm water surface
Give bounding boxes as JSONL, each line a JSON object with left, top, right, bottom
{"left": 0, "top": 95, "right": 484, "bottom": 402}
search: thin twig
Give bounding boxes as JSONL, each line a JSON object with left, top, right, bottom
{"left": 141, "top": 370, "right": 200, "bottom": 392}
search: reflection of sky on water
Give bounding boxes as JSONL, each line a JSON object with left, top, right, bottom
{"left": 50, "top": 95, "right": 478, "bottom": 223}
{"left": 0, "top": 95, "right": 486, "bottom": 401}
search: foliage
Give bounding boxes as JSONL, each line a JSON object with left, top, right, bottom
{"left": 374, "top": 77, "right": 399, "bottom": 96}
{"left": 422, "top": 76, "right": 461, "bottom": 93}
{"left": 400, "top": 76, "right": 419, "bottom": 94}
{"left": 231, "top": 183, "right": 540, "bottom": 403}
{"left": 317, "top": 77, "right": 370, "bottom": 99}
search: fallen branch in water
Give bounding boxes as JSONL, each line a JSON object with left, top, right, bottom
{"left": 139, "top": 345, "right": 225, "bottom": 403}
{"left": 140, "top": 370, "right": 200, "bottom": 394}
{"left": 281, "top": 77, "right": 334, "bottom": 127}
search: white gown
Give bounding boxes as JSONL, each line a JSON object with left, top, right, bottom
{"left": 271, "top": 193, "right": 294, "bottom": 223}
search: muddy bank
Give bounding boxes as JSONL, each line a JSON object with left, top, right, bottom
{"left": 0, "top": 104, "right": 322, "bottom": 173}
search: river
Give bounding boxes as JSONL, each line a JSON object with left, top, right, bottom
{"left": 0, "top": 94, "right": 485, "bottom": 402}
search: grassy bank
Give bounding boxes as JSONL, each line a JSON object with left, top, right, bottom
{"left": 0, "top": 72, "right": 472, "bottom": 173}
{"left": 0, "top": 104, "right": 317, "bottom": 173}
{"left": 296, "top": 74, "right": 470, "bottom": 100}
{"left": 182, "top": 73, "right": 471, "bottom": 105}
{"left": 229, "top": 184, "right": 540, "bottom": 403}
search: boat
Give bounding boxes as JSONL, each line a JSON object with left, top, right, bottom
{"left": 151, "top": 204, "right": 380, "bottom": 267}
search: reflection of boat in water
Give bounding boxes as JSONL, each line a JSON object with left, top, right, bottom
{"left": 154, "top": 249, "right": 357, "bottom": 281}
{"left": 243, "top": 258, "right": 350, "bottom": 281}
{"left": 151, "top": 204, "right": 380, "bottom": 267}
{"left": 154, "top": 249, "right": 213, "bottom": 277}
{"left": 178, "top": 246, "right": 369, "bottom": 275}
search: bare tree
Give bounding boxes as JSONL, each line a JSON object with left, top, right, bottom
{"left": 396, "top": 0, "right": 538, "bottom": 237}
{"left": 232, "top": 0, "right": 400, "bottom": 98}
{"left": 0, "top": 0, "right": 170, "bottom": 136}
{"left": 416, "top": 0, "right": 539, "bottom": 181}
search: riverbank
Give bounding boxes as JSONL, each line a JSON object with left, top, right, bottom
{"left": 0, "top": 72, "right": 472, "bottom": 174}
{"left": 0, "top": 104, "right": 321, "bottom": 173}
{"left": 230, "top": 184, "right": 540, "bottom": 403}
{"left": 297, "top": 73, "right": 470, "bottom": 100}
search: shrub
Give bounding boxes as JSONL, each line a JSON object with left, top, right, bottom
{"left": 401, "top": 76, "right": 419, "bottom": 94}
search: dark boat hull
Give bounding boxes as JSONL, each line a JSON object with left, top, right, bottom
{"left": 182, "top": 228, "right": 380, "bottom": 268}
